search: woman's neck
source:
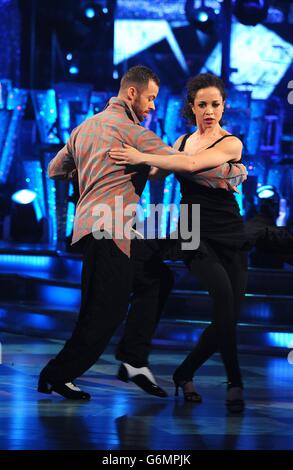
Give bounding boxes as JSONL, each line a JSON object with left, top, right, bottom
{"left": 196, "top": 124, "right": 223, "bottom": 137}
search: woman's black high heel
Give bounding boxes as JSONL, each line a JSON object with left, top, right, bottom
{"left": 226, "top": 386, "right": 245, "bottom": 413}
{"left": 174, "top": 380, "right": 202, "bottom": 403}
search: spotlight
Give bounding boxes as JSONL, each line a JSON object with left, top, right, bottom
{"left": 234, "top": 0, "right": 269, "bottom": 26}
{"left": 81, "top": 1, "right": 106, "bottom": 21}
{"left": 12, "top": 189, "right": 36, "bottom": 205}
{"left": 256, "top": 185, "right": 280, "bottom": 223}
{"left": 256, "top": 184, "right": 275, "bottom": 199}
{"left": 69, "top": 65, "right": 79, "bottom": 75}
{"left": 5, "top": 190, "right": 44, "bottom": 243}
{"left": 249, "top": 185, "right": 292, "bottom": 269}
{"left": 85, "top": 6, "right": 96, "bottom": 19}
{"left": 197, "top": 10, "right": 209, "bottom": 23}
{"left": 185, "top": 0, "right": 216, "bottom": 34}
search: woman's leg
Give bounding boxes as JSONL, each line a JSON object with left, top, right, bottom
{"left": 220, "top": 250, "right": 248, "bottom": 325}
{"left": 174, "top": 244, "right": 244, "bottom": 387}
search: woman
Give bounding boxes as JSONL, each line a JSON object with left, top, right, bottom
{"left": 110, "top": 73, "right": 248, "bottom": 413}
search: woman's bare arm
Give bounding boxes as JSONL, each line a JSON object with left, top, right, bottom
{"left": 109, "top": 137, "right": 242, "bottom": 173}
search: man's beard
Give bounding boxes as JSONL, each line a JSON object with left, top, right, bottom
{"left": 132, "top": 99, "right": 144, "bottom": 122}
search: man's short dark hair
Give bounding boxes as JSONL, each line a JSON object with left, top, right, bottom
{"left": 120, "top": 65, "right": 160, "bottom": 91}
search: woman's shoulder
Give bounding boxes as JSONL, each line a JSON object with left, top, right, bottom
{"left": 220, "top": 132, "right": 242, "bottom": 144}
{"left": 212, "top": 133, "right": 242, "bottom": 150}
{"left": 215, "top": 134, "right": 243, "bottom": 162}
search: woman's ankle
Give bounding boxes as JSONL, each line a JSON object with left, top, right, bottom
{"left": 227, "top": 381, "right": 243, "bottom": 390}
{"left": 173, "top": 372, "right": 193, "bottom": 385}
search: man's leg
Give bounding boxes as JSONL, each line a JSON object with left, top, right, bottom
{"left": 116, "top": 240, "right": 174, "bottom": 367}
{"left": 38, "top": 235, "right": 133, "bottom": 398}
{"left": 115, "top": 238, "right": 174, "bottom": 396}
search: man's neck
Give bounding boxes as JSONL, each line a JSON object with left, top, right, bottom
{"left": 117, "top": 94, "right": 132, "bottom": 110}
{"left": 116, "top": 94, "right": 140, "bottom": 124}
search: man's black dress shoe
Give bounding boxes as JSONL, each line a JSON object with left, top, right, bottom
{"left": 38, "top": 370, "right": 91, "bottom": 400}
{"left": 117, "top": 363, "right": 168, "bottom": 398}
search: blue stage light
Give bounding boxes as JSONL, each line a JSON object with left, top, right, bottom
{"left": 0, "top": 87, "right": 28, "bottom": 184}
{"left": 23, "top": 161, "right": 46, "bottom": 223}
{"left": 40, "top": 285, "right": 81, "bottom": 309}
{"left": 197, "top": 11, "right": 209, "bottom": 23}
{"left": 66, "top": 202, "right": 75, "bottom": 238}
{"left": 25, "top": 313, "right": 56, "bottom": 330}
{"left": 258, "top": 189, "right": 274, "bottom": 199}
{"left": 185, "top": 1, "right": 216, "bottom": 34}
{"left": 69, "top": 66, "right": 79, "bottom": 75}
{"left": 161, "top": 174, "right": 177, "bottom": 238}
{"left": 257, "top": 185, "right": 275, "bottom": 199}
{"left": 9, "top": 189, "right": 44, "bottom": 243}
{"left": 0, "top": 254, "right": 51, "bottom": 269}
{"left": 31, "top": 89, "right": 59, "bottom": 144}
{"left": 268, "top": 332, "right": 293, "bottom": 349}
{"left": 85, "top": 7, "right": 96, "bottom": 18}
{"left": 256, "top": 184, "right": 280, "bottom": 224}
{"left": 12, "top": 189, "right": 37, "bottom": 205}
{"left": 139, "top": 181, "right": 151, "bottom": 221}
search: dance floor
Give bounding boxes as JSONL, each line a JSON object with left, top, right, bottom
{"left": 0, "top": 332, "right": 292, "bottom": 452}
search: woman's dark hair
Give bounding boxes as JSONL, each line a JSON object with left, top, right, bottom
{"left": 182, "top": 73, "right": 226, "bottom": 124}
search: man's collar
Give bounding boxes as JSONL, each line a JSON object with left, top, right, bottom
{"left": 107, "top": 97, "right": 141, "bottom": 125}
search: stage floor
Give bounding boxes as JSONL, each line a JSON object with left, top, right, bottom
{"left": 0, "top": 332, "right": 292, "bottom": 450}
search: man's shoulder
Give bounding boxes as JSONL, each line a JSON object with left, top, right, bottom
{"left": 75, "top": 111, "right": 117, "bottom": 130}
{"left": 75, "top": 114, "right": 99, "bottom": 129}
{"left": 74, "top": 108, "right": 144, "bottom": 142}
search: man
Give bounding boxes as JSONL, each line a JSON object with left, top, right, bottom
{"left": 38, "top": 65, "right": 246, "bottom": 400}
{"left": 38, "top": 66, "right": 178, "bottom": 400}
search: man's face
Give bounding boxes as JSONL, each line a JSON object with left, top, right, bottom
{"left": 131, "top": 80, "right": 159, "bottom": 122}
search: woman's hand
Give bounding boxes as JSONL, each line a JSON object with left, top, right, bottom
{"left": 109, "top": 144, "right": 145, "bottom": 166}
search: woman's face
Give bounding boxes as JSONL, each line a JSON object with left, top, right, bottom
{"left": 191, "top": 86, "right": 224, "bottom": 130}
